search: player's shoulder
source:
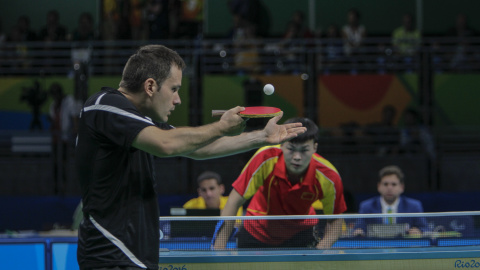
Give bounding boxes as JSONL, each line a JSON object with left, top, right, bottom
{"left": 254, "top": 145, "right": 282, "bottom": 157}
{"left": 84, "top": 87, "right": 123, "bottom": 106}
{"left": 97, "top": 87, "right": 129, "bottom": 105}
{"left": 312, "top": 153, "right": 339, "bottom": 174}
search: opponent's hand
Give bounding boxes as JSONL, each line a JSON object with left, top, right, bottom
{"left": 408, "top": 227, "right": 422, "bottom": 236}
{"left": 218, "top": 106, "right": 247, "bottom": 136}
{"left": 352, "top": 228, "right": 365, "bottom": 237}
{"left": 263, "top": 112, "right": 306, "bottom": 144}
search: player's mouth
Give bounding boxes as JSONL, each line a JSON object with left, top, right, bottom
{"left": 290, "top": 163, "right": 301, "bottom": 169}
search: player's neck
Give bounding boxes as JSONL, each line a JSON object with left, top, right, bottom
{"left": 118, "top": 88, "right": 144, "bottom": 112}
{"left": 287, "top": 172, "right": 303, "bottom": 184}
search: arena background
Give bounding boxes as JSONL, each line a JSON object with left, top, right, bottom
{"left": 0, "top": 0, "right": 480, "bottom": 232}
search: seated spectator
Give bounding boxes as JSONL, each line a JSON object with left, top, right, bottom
{"left": 353, "top": 165, "right": 428, "bottom": 237}
{"left": 146, "top": 0, "right": 170, "bottom": 40}
{"left": 9, "top": 15, "right": 37, "bottom": 42}
{"left": 183, "top": 171, "right": 243, "bottom": 216}
{"left": 228, "top": 0, "right": 263, "bottom": 38}
{"left": 70, "top": 12, "right": 96, "bottom": 41}
{"left": 321, "top": 24, "right": 344, "bottom": 74}
{"left": 7, "top": 16, "right": 37, "bottom": 70}
{"left": 283, "top": 10, "right": 313, "bottom": 40}
{"left": 364, "top": 105, "right": 400, "bottom": 156}
{"left": 399, "top": 108, "right": 435, "bottom": 159}
{"left": 392, "top": 13, "right": 421, "bottom": 72}
{"left": 446, "top": 13, "right": 478, "bottom": 72}
{"left": 341, "top": 8, "right": 366, "bottom": 57}
{"left": 277, "top": 10, "right": 313, "bottom": 73}
{"left": 39, "top": 9, "right": 67, "bottom": 41}
{"left": 230, "top": 16, "right": 260, "bottom": 73}
{"left": 392, "top": 13, "right": 421, "bottom": 57}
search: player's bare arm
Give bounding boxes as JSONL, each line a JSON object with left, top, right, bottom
{"left": 213, "top": 189, "right": 245, "bottom": 250}
{"left": 187, "top": 113, "right": 306, "bottom": 160}
{"left": 316, "top": 218, "right": 343, "bottom": 249}
{"left": 132, "top": 107, "right": 246, "bottom": 157}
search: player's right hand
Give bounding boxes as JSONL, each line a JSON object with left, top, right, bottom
{"left": 218, "top": 106, "right": 247, "bottom": 136}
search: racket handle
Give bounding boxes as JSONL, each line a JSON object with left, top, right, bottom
{"left": 212, "top": 110, "right": 227, "bottom": 117}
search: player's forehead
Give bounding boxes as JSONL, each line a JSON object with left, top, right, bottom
{"left": 161, "top": 65, "right": 182, "bottom": 86}
{"left": 282, "top": 139, "right": 315, "bottom": 149}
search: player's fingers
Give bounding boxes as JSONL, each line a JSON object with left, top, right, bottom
{"left": 294, "top": 127, "right": 307, "bottom": 135}
{"left": 230, "top": 106, "right": 245, "bottom": 114}
{"left": 269, "top": 111, "right": 283, "bottom": 124}
{"left": 283, "top": 122, "right": 304, "bottom": 129}
{"left": 287, "top": 127, "right": 307, "bottom": 137}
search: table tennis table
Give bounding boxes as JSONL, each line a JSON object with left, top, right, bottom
{"left": 159, "top": 245, "right": 480, "bottom": 270}
{"left": 159, "top": 212, "right": 480, "bottom": 270}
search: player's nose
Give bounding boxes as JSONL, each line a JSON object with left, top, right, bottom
{"left": 174, "top": 93, "right": 181, "bottom": 105}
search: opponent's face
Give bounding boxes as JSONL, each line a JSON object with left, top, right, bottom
{"left": 198, "top": 178, "right": 225, "bottom": 209}
{"left": 281, "top": 139, "right": 317, "bottom": 177}
{"left": 150, "top": 65, "right": 182, "bottom": 122}
{"left": 377, "top": 174, "right": 404, "bottom": 204}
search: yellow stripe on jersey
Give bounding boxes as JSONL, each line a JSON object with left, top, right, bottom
{"left": 243, "top": 156, "right": 278, "bottom": 199}
{"left": 240, "top": 145, "right": 281, "bottom": 175}
{"left": 312, "top": 155, "right": 339, "bottom": 174}
{"left": 242, "top": 145, "right": 280, "bottom": 200}
{"left": 312, "top": 154, "right": 340, "bottom": 214}
{"left": 316, "top": 169, "right": 337, "bottom": 214}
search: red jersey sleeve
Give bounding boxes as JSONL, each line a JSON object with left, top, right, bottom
{"left": 232, "top": 146, "right": 280, "bottom": 200}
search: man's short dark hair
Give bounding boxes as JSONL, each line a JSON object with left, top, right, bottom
{"left": 197, "top": 171, "right": 222, "bottom": 186}
{"left": 283, "top": 117, "right": 319, "bottom": 144}
{"left": 119, "top": 45, "right": 186, "bottom": 93}
{"left": 378, "top": 165, "right": 404, "bottom": 183}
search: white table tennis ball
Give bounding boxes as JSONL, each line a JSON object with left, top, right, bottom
{"left": 263, "top": 84, "right": 275, "bottom": 95}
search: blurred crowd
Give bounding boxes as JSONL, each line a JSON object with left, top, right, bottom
{"left": 0, "top": 1, "right": 478, "bottom": 75}
{"left": 1, "top": 0, "right": 204, "bottom": 43}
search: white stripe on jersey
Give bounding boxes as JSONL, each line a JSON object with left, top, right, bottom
{"left": 89, "top": 216, "right": 148, "bottom": 269}
{"left": 95, "top": 93, "right": 107, "bottom": 105}
{"left": 83, "top": 104, "right": 154, "bottom": 125}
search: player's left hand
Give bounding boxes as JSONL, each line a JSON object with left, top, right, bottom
{"left": 408, "top": 227, "right": 422, "bottom": 236}
{"left": 263, "top": 112, "right": 306, "bottom": 144}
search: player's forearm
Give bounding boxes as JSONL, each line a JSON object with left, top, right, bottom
{"left": 134, "top": 123, "right": 228, "bottom": 157}
{"left": 317, "top": 219, "right": 343, "bottom": 249}
{"left": 213, "top": 220, "right": 235, "bottom": 249}
{"left": 187, "top": 130, "right": 267, "bottom": 159}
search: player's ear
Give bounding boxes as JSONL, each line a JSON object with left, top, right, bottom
{"left": 220, "top": 184, "right": 225, "bottom": 194}
{"left": 313, "top": 142, "right": 318, "bottom": 152}
{"left": 144, "top": 78, "right": 156, "bottom": 97}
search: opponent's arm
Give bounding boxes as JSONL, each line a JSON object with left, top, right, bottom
{"left": 316, "top": 218, "right": 343, "bottom": 249}
{"left": 186, "top": 112, "right": 306, "bottom": 160}
{"left": 132, "top": 107, "right": 246, "bottom": 157}
{"left": 213, "top": 189, "right": 245, "bottom": 250}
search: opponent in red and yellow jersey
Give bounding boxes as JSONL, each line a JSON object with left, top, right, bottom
{"left": 213, "top": 118, "right": 347, "bottom": 249}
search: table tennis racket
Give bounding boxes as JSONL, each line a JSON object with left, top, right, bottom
{"left": 212, "top": 106, "right": 282, "bottom": 118}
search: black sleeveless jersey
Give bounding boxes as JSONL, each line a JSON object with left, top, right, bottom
{"left": 76, "top": 87, "right": 172, "bottom": 269}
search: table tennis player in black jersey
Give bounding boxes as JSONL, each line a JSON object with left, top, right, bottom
{"left": 75, "top": 44, "right": 306, "bottom": 270}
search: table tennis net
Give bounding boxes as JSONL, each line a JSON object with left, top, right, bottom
{"left": 159, "top": 211, "right": 480, "bottom": 251}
